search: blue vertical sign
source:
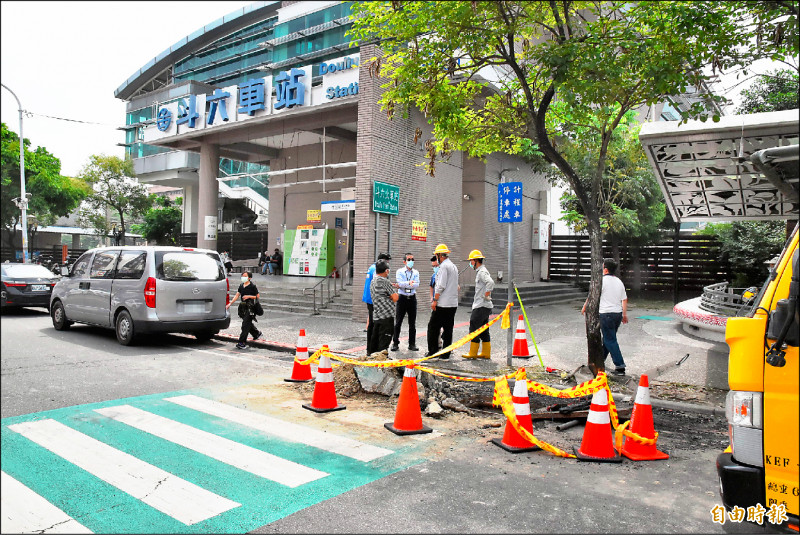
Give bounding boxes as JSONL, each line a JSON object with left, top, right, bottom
{"left": 498, "top": 182, "right": 523, "bottom": 223}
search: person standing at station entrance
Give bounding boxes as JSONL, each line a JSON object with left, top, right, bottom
{"left": 462, "top": 249, "right": 494, "bottom": 359}
{"left": 426, "top": 243, "right": 459, "bottom": 359}
{"left": 581, "top": 258, "right": 628, "bottom": 375}
{"left": 391, "top": 253, "right": 420, "bottom": 352}
{"left": 369, "top": 260, "right": 399, "bottom": 354}
{"left": 362, "top": 252, "right": 391, "bottom": 350}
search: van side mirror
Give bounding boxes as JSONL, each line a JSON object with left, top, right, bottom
{"left": 61, "top": 266, "right": 70, "bottom": 277}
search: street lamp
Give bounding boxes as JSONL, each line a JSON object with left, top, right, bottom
{"left": 2, "top": 83, "right": 29, "bottom": 263}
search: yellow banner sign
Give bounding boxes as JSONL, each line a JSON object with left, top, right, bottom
{"left": 307, "top": 210, "right": 321, "bottom": 222}
{"left": 412, "top": 220, "right": 428, "bottom": 241}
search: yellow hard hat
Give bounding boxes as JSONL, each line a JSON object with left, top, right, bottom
{"left": 467, "top": 249, "right": 484, "bottom": 260}
{"left": 434, "top": 243, "right": 450, "bottom": 254}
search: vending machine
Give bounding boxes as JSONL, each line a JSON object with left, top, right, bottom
{"left": 283, "top": 228, "right": 335, "bottom": 276}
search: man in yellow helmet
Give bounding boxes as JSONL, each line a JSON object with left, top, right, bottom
{"left": 462, "top": 250, "right": 494, "bottom": 359}
{"left": 426, "top": 243, "right": 459, "bottom": 359}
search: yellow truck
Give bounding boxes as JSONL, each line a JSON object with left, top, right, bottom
{"left": 639, "top": 111, "right": 799, "bottom": 532}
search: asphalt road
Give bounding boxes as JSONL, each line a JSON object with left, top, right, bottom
{"left": 1, "top": 307, "right": 740, "bottom": 533}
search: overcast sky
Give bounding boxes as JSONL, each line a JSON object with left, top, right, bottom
{"left": 1, "top": 1, "right": 251, "bottom": 177}
{"left": 1, "top": 1, "right": 792, "bottom": 179}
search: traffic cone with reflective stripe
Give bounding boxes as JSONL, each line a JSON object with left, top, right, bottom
{"left": 385, "top": 367, "right": 432, "bottom": 436}
{"left": 621, "top": 375, "right": 669, "bottom": 461}
{"left": 285, "top": 329, "right": 313, "bottom": 383}
{"left": 491, "top": 371, "right": 540, "bottom": 453}
{"left": 511, "top": 315, "right": 531, "bottom": 358}
{"left": 302, "top": 346, "right": 346, "bottom": 413}
{"left": 574, "top": 386, "right": 622, "bottom": 462}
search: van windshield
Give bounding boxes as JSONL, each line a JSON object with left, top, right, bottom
{"left": 155, "top": 252, "right": 224, "bottom": 281}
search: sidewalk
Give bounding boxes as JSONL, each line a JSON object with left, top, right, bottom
{"left": 219, "top": 273, "right": 726, "bottom": 413}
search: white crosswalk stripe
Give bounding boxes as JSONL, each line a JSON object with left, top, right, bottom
{"left": 94, "top": 405, "right": 329, "bottom": 487}
{"left": 1, "top": 471, "right": 93, "bottom": 534}
{"left": 7, "top": 419, "right": 240, "bottom": 525}
{"left": 166, "top": 395, "right": 395, "bottom": 462}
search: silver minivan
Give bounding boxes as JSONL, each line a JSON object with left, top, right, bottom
{"left": 50, "top": 246, "right": 231, "bottom": 345}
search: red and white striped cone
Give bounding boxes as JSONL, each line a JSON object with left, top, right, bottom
{"left": 574, "top": 387, "right": 622, "bottom": 462}
{"left": 384, "top": 367, "right": 432, "bottom": 435}
{"left": 621, "top": 375, "right": 669, "bottom": 461}
{"left": 302, "top": 346, "right": 346, "bottom": 413}
{"left": 491, "top": 371, "right": 540, "bottom": 453}
{"left": 511, "top": 315, "right": 531, "bottom": 358}
{"left": 285, "top": 329, "right": 313, "bottom": 383}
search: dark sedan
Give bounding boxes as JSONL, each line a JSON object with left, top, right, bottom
{"left": 1, "top": 263, "right": 59, "bottom": 310}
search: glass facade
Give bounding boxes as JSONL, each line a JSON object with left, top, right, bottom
{"left": 126, "top": 2, "right": 358, "bottom": 206}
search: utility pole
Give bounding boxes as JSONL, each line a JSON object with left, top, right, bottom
{"left": 2, "top": 83, "right": 29, "bottom": 263}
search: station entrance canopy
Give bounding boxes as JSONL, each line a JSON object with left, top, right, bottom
{"left": 639, "top": 110, "right": 799, "bottom": 222}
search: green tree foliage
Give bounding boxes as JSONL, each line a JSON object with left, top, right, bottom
{"left": 1, "top": 123, "right": 89, "bottom": 252}
{"left": 698, "top": 221, "right": 787, "bottom": 286}
{"left": 348, "top": 1, "right": 796, "bottom": 373}
{"left": 735, "top": 69, "right": 799, "bottom": 114}
{"left": 131, "top": 195, "right": 183, "bottom": 245}
{"left": 76, "top": 155, "right": 151, "bottom": 246}
{"left": 555, "top": 113, "right": 666, "bottom": 255}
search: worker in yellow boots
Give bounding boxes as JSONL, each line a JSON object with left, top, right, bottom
{"left": 462, "top": 249, "right": 494, "bottom": 359}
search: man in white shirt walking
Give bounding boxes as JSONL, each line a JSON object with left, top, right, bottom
{"left": 391, "top": 252, "right": 420, "bottom": 352}
{"left": 582, "top": 258, "right": 628, "bottom": 375}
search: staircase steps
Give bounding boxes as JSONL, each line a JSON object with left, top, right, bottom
{"left": 458, "top": 282, "right": 586, "bottom": 312}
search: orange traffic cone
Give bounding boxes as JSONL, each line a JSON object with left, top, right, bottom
{"left": 302, "top": 346, "right": 346, "bottom": 413}
{"left": 384, "top": 367, "right": 432, "bottom": 436}
{"left": 491, "top": 371, "right": 540, "bottom": 453}
{"left": 621, "top": 375, "right": 669, "bottom": 461}
{"left": 285, "top": 329, "right": 314, "bottom": 383}
{"left": 574, "top": 386, "right": 622, "bottom": 462}
{"left": 511, "top": 315, "right": 531, "bottom": 358}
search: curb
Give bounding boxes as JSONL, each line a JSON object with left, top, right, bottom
{"left": 212, "top": 333, "right": 725, "bottom": 417}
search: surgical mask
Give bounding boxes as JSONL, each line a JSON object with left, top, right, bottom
{"left": 471, "top": 261, "right": 477, "bottom": 270}
{"left": 241, "top": 276, "right": 249, "bottom": 283}
{"left": 406, "top": 260, "right": 414, "bottom": 269}
{"left": 433, "top": 266, "right": 439, "bottom": 274}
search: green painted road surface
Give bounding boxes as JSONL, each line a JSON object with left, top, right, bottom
{"left": 1, "top": 390, "right": 422, "bottom": 533}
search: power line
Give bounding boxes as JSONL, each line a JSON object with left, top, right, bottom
{"left": 22, "top": 110, "right": 118, "bottom": 127}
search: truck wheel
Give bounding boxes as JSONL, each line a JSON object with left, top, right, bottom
{"left": 115, "top": 310, "right": 136, "bottom": 346}
{"left": 51, "top": 301, "right": 72, "bottom": 331}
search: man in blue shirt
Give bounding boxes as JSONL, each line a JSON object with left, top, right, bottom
{"left": 362, "top": 252, "right": 391, "bottom": 350}
{"left": 391, "top": 252, "right": 420, "bottom": 352}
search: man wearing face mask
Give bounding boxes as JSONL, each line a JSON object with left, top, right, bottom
{"left": 462, "top": 250, "right": 494, "bottom": 359}
{"left": 391, "top": 252, "right": 420, "bottom": 352}
{"left": 226, "top": 271, "right": 262, "bottom": 349}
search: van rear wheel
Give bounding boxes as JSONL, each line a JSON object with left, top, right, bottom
{"left": 194, "top": 330, "right": 219, "bottom": 342}
{"left": 115, "top": 310, "right": 136, "bottom": 346}
{"left": 51, "top": 301, "right": 71, "bottom": 331}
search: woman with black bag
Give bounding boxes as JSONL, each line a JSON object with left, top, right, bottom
{"left": 226, "top": 271, "right": 263, "bottom": 349}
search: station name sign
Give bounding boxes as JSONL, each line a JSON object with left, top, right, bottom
{"left": 144, "top": 54, "right": 360, "bottom": 143}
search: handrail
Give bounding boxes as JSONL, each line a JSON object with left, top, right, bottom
{"left": 303, "top": 259, "right": 353, "bottom": 315}
{"left": 699, "top": 281, "right": 758, "bottom": 317}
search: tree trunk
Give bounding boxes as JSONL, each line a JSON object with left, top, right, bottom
{"left": 118, "top": 209, "right": 126, "bottom": 247}
{"left": 585, "top": 216, "right": 605, "bottom": 376}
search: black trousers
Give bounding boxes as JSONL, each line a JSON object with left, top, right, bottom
{"left": 393, "top": 294, "right": 417, "bottom": 346}
{"left": 238, "top": 313, "right": 259, "bottom": 344}
{"left": 366, "top": 303, "right": 374, "bottom": 351}
{"left": 469, "top": 307, "right": 492, "bottom": 342}
{"left": 369, "top": 317, "right": 394, "bottom": 355}
{"left": 427, "top": 306, "right": 457, "bottom": 357}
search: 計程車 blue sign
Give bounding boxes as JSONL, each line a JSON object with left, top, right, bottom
{"left": 497, "top": 182, "right": 523, "bottom": 223}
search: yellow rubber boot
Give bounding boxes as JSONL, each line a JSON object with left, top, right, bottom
{"left": 477, "top": 341, "right": 492, "bottom": 359}
{"left": 462, "top": 341, "right": 481, "bottom": 359}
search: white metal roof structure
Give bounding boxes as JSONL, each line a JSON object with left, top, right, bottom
{"left": 639, "top": 110, "right": 799, "bottom": 222}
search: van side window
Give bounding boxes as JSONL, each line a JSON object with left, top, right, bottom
{"left": 71, "top": 252, "right": 93, "bottom": 278}
{"left": 90, "top": 251, "right": 119, "bottom": 279}
{"left": 115, "top": 251, "right": 146, "bottom": 280}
